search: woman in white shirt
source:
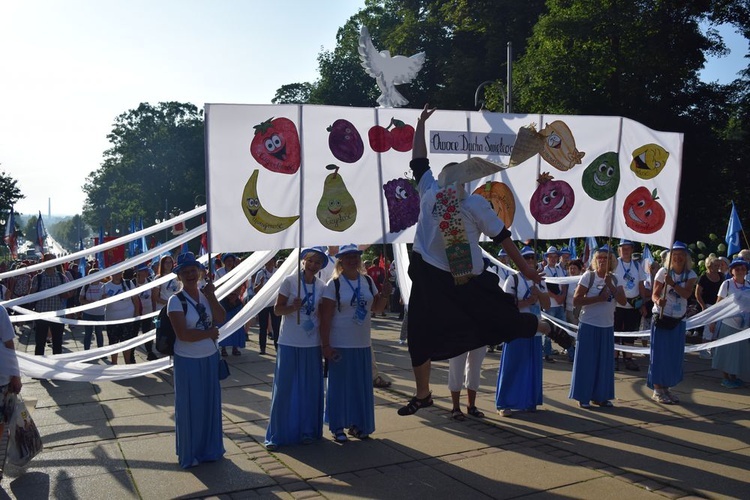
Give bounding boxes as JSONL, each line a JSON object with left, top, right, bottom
{"left": 264, "top": 247, "right": 328, "bottom": 451}
{"left": 168, "top": 252, "right": 225, "bottom": 469}
{"left": 570, "top": 246, "right": 626, "bottom": 408}
{"left": 319, "top": 245, "right": 392, "bottom": 443}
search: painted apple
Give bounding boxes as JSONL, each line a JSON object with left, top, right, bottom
{"left": 582, "top": 152, "right": 620, "bottom": 201}
{"left": 472, "top": 181, "right": 516, "bottom": 228}
{"left": 368, "top": 125, "right": 392, "bottom": 153}
{"left": 250, "top": 117, "right": 301, "bottom": 174}
{"left": 530, "top": 172, "right": 575, "bottom": 224}
{"left": 623, "top": 187, "right": 666, "bottom": 234}
{"left": 630, "top": 143, "right": 669, "bottom": 180}
{"left": 328, "top": 119, "right": 364, "bottom": 163}
{"left": 390, "top": 119, "right": 414, "bottom": 152}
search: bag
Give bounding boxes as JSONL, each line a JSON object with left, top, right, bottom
{"left": 154, "top": 292, "right": 187, "bottom": 355}
{"left": 626, "top": 296, "right": 644, "bottom": 309}
{"left": 218, "top": 358, "right": 230, "bottom": 380}
{"left": 7, "top": 399, "right": 43, "bottom": 467}
{"left": 652, "top": 314, "right": 683, "bottom": 330}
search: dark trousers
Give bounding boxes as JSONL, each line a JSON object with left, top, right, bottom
{"left": 614, "top": 307, "right": 641, "bottom": 357}
{"left": 258, "top": 306, "right": 280, "bottom": 352}
{"left": 35, "top": 319, "right": 65, "bottom": 355}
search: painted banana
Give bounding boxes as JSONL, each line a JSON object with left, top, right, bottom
{"left": 241, "top": 169, "right": 299, "bottom": 234}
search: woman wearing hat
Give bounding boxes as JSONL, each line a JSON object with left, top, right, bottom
{"left": 649, "top": 242, "right": 697, "bottom": 404}
{"left": 710, "top": 258, "right": 750, "bottom": 389}
{"left": 496, "top": 246, "right": 551, "bottom": 417}
{"left": 570, "top": 246, "right": 626, "bottom": 408}
{"left": 319, "top": 244, "right": 392, "bottom": 442}
{"left": 168, "top": 252, "right": 226, "bottom": 468}
{"left": 264, "top": 247, "right": 329, "bottom": 450}
{"left": 78, "top": 268, "right": 106, "bottom": 350}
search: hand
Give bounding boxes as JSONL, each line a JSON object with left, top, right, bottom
{"left": 657, "top": 298, "right": 667, "bottom": 308}
{"left": 202, "top": 280, "right": 216, "bottom": 296}
{"left": 290, "top": 297, "right": 302, "bottom": 312}
{"left": 419, "top": 104, "right": 437, "bottom": 122}
{"left": 10, "top": 375, "right": 21, "bottom": 394}
{"left": 208, "top": 327, "right": 220, "bottom": 341}
{"left": 322, "top": 345, "right": 338, "bottom": 360}
{"left": 604, "top": 273, "right": 615, "bottom": 288}
{"left": 523, "top": 268, "right": 544, "bottom": 284}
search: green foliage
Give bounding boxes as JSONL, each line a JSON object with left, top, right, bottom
{"left": 48, "top": 215, "right": 89, "bottom": 251}
{"left": 0, "top": 169, "right": 25, "bottom": 214}
{"left": 82, "top": 102, "right": 205, "bottom": 239}
{"left": 24, "top": 215, "right": 38, "bottom": 246}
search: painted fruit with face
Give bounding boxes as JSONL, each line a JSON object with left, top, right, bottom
{"left": 582, "top": 152, "right": 620, "bottom": 201}
{"left": 630, "top": 143, "right": 669, "bottom": 180}
{"left": 328, "top": 119, "right": 364, "bottom": 163}
{"left": 383, "top": 178, "right": 420, "bottom": 232}
{"left": 250, "top": 117, "right": 301, "bottom": 174}
{"left": 317, "top": 165, "right": 357, "bottom": 231}
{"left": 539, "top": 120, "right": 585, "bottom": 171}
{"left": 472, "top": 181, "right": 516, "bottom": 228}
{"left": 530, "top": 172, "right": 575, "bottom": 224}
{"left": 623, "top": 187, "right": 665, "bottom": 234}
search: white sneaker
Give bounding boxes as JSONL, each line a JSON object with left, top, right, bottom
{"left": 499, "top": 408, "right": 512, "bottom": 417}
{"left": 698, "top": 349, "right": 712, "bottom": 360}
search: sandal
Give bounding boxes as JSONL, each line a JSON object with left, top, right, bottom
{"left": 450, "top": 408, "right": 466, "bottom": 421}
{"left": 348, "top": 426, "right": 370, "bottom": 439}
{"left": 466, "top": 406, "right": 485, "bottom": 418}
{"left": 624, "top": 358, "right": 640, "bottom": 371}
{"left": 232, "top": 348, "right": 241, "bottom": 356}
{"left": 578, "top": 402, "right": 592, "bottom": 409}
{"left": 333, "top": 430, "right": 348, "bottom": 442}
{"left": 397, "top": 392, "right": 433, "bottom": 416}
{"left": 594, "top": 400, "right": 614, "bottom": 408}
{"left": 373, "top": 375, "right": 392, "bottom": 388}
{"left": 220, "top": 347, "right": 228, "bottom": 357}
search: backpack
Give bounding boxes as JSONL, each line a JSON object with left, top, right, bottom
{"left": 154, "top": 291, "right": 187, "bottom": 355}
{"left": 332, "top": 275, "right": 375, "bottom": 312}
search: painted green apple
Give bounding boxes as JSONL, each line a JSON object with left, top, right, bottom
{"left": 581, "top": 151, "right": 620, "bottom": 201}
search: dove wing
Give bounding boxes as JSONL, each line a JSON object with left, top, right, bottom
{"left": 388, "top": 52, "right": 426, "bottom": 85}
{"left": 358, "top": 26, "right": 386, "bottom": 78}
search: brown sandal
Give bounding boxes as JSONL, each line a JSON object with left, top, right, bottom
{"left": 373, "top": 375, "right": 392, "bottom": 388}
{"left": 467, "top": 406, "right": 485, "bottom": 418}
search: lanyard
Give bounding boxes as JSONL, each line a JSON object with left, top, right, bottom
{"left": 300, "top": 273, "right": 315, "bottom": 315}
{"left": 343, "top": 275, "right": 361, "bottom": 305}
{"left": 620, "top": 259, "right": 632, "bottom": 276}
{"left": 521, "top": 277, "right": 532, "bottom": 300}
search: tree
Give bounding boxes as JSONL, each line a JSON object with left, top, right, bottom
{"left": 0, "top": 168, "right": 25, "bottom": 213}
{"left": 48, "top": 215, "right": 88, "bottom": 251}
{"left": 82, "top": 102, "right": 205, "bottom": 239}
{"left": 272, "top": 83, "right": 314, "bottom": 104}
{"left": 24, "top": 215, "right": 38, "bottom": 247}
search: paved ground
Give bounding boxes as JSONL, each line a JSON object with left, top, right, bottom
{"left": 1, "top": 315, "right": 749, "bottom": 499}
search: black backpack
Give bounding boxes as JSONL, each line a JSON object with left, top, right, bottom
{"left": 154, "top": 291, "right": 187, "bottom": 355}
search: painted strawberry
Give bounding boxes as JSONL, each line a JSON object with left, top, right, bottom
{"left": 328, "top": 119, "right": 364, "bottom": 163}
{"left": 250, "top": 117, "right": 301, "bottom": 174}
{"left": 530, "top": 172, "right": 575, "bottom": 224}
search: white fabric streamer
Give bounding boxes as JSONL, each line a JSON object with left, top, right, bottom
{"left": 393, "top": 243, "right": 411, "bottom": 307}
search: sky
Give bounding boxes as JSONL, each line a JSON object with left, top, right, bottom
{"left": 0, "top": 1, "right": 747, "bottom": 218}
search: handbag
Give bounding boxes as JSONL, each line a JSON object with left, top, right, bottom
{"left": 652, "top": 314, "right": 684, "bottom": 330}
{"left": 218, "top": 358, "right": 230, "bottom": 380}
{"left": 7, "top": 398, "right": 43, "bottom": 467}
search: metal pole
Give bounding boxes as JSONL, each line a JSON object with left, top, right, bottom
{"left": 506, "top": 42, "right": 513, "bottom": 113}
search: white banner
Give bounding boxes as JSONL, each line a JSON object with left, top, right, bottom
{"left": 207, "top": 105, "right": 683, "bottom": 251}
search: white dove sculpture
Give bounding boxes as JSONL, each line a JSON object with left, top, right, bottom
{"left": 358, "top": 26, "right": 426, "bottom": 108}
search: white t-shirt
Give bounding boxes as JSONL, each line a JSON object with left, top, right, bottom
{"left": 168, "top": 292, "right": 216, "bottom": 358}
{"left": 503, "top": 274, "right": 545, "bottom": 336}
{"left": 104, "top": 280, "right": 135, "bottom": 320}
{"left": 0, "top": 306, "right": 15, "bottom": 386}
{"left": 159, "top": 278, "right": 179, "bottom": 302}
{"left": 254, "top": 267, "right": 275, "bottom": 290}
{"left": 137, "top": 280, "right": 155, "bottom": 315}
{"left": 577, "top": 271, "right": 617, "bottom": 328}
{"left": 215, "top": 267, "right": 227, "bottom": 279}
{"left": 565, "top": 276, "right": 578, "bottom": 312}
{"left": 322, "top": 274, "right": 375, "bottom": 348}
{"left": 80, "top": 282, "right": 106, "bottom": 316}
{"left": 413, "top": 170, "right": 504, "bottom": 276}
{"left": 651, "top": 267, "right": 697, "bottom": 319}
{"left": 277, "top": 273, "right": 326, "bottom": 348}
{"left": 543, "top": 264, "right": 567, "bottom": 308}
{"left": 613, "top": 258, "right": 646, "bottom": 307}
{"left": 717, "top": 278, "right": 750, "bottom": 329}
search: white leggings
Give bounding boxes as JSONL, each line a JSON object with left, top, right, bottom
{"left": 448, "top": 346, "right": 487, "bottom": 392}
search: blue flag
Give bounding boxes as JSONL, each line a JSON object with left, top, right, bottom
{"left": 97, "top": 226, "right": 106, "bottom": 270}
{"left": 78, "top": 239, "right": 87, "bottom": 277}
{"left": 642, "top": 245, "right": 654, "bottom": 266}
{"left": 726, "top": 202, "right": 743, "bottom": 257}
{"left": 568, "top": 238, "right": 578, "bottom": 259}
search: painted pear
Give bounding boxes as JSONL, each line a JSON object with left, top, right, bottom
{"left": 317, "top": 164, "right": 357, "bottom": 231}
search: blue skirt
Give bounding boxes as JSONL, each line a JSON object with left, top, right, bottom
{"left": 496, "top": 336, "right": 543, "bottom": 410}
{"left": 265, "top": 345, "right": 324, "bottom": 447}
{"left": 219, "top": 327, "right": 246, "bottom": 348}
{"left": 647, "top": 320, "right": 685, "bottom": 388}
{"left": 173, "top": 352, "right": 225, "bottom": 468}
{"left": 569, "top": 323, "right": 615, "bottom": 403}
{"left": 325, "top": 347, "right": 375, "bottom": 435}
{"left": 712, "top": 323, "right": 750, "bottom": 379}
